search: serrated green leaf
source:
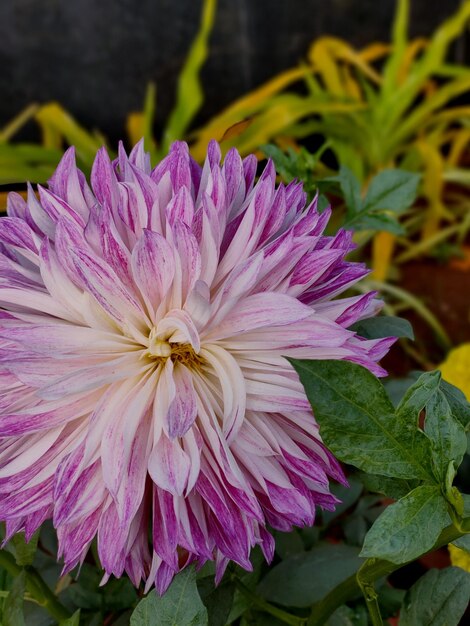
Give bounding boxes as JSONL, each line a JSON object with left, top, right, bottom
{"left": 358, "top": 472, "right": 418, "bottom": 500}
{"left": 351, "top": 212, "right": 405, "bottom": 234}
{"left": 3, "top": 570, "right": 26, "bottom": 626}
{"left": 399, "top": 567, "right": 470, "bottom": 626}
{"left": 424, "top": 389, "right": 467, "bottom": 481}
{"left": 363, "top": 169, "right": 420, "bottom": 213}
{"left": 440, "top": 379, "right": 470, "bottom": 429}
{"left": 257, "top": 543, "right": 362, "bottom": 608}
{"left": 330, "top": 166, "right": 362, "bottom": 214}
{"left": 396, "top": 370, "right": 442, "bottom": 419}
{"left": 350, "top": 315, "right": 414, "bottom": 340}
{"left": 130, "top": 567, "right": 208, "bottom": 626}
{"left": 289, "top": 359, "right": 433, "bottom": 480}
{"left": 360, "top": 485, "right": 450, "bottom": 563}
{"left": 11, "top": 531, "right": 39, "bottom": 567}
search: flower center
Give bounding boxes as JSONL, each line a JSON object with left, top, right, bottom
{"left": 145, "top": 330, "right": 203, "bottom": 369}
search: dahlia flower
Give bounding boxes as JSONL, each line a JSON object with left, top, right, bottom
{"left": 0, "top": 140, "right": 393, "bottom": 592}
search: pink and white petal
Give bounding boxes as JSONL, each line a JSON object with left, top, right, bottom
{"left": 166, "top": 186, "right": 194, "bottom": 227}
{"left": 100, "top": 373, "right": 155, "bottom": 508}
{"left": 39, "top": 238, "right": 87, "bottom": 324}
{"left": 244, "top": 374, "right": 311, "bottom": 412}
{"left": 37, "top": 354, "right": 148, "bottom": 400}
{"left": 153, "top": 360, "right": 176, "bottom": 442}
{"left": 38, "top": 186, "right": 85, "bottom": 228}
{"left": 184, "top": 280, "right": 211, "bottom": 331}
{"left": 199, "top": 344, "right": 246, "bottom": 441}
{"left": 156, "top": 309, "right": 200, "bottom": 352}
{"left": 0, "top": 390, "right": 101, "bottom": 437}
{"left": 166, "top": 364, "right": 197, "bottom": 438}
{"left": 48, "top": 147, "right": 91, "bottom": 220}
{"left": 148, "top": 434, "right": 191, "bottom": 496}
{"left": 0, "top": 217, "right": 40, "bottom": 255}
{"left": 91, "top": 146, "right": 120, "bottom": 209}
{"left": 171, "top": 221, "right": 201, "bottom": 303}
{"left": 0, "top": 323, "right": 135, "bottom": 355}
{"left": 0, "top": 287, "right": 72, "bottom": 321}
{"left": 204, "top": 292, "right": 313, "bottom": 341}
{"left": 73, "top": 248, "right": 147, "bottom": 331}
{"left": 131, "top": 229, "right": 175, "bottom": 317}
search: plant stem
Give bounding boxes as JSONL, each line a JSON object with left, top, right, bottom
{"left": 357, "top": 564, "right": 384, "bottom": 626}
{"left": 308, "top": 520, "right": 469, "bottom": 626}
{"left": 0, "top": 550, "right": 71, "bottom": 622}
{"left": 235, "top": 579, "right": 307, "bottom": 626}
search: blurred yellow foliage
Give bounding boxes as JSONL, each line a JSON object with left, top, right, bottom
{"left": 439, "top": 344, "right": 470, "bottom": 401}
{"left": 449, "top": 544, "right": 470, "bottom": 572}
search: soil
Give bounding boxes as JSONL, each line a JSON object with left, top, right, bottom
{"left": 382, "top": 260, "right": 470, "bottom": 377}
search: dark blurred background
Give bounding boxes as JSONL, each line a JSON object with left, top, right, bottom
{"left": 0, "top": 0, "right": 468, "bottom": 142}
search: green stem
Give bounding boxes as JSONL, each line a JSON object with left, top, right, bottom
{"left": 235, "top": 579, "right": 307, "bottom": 626}
{"left": 308, "top": 520, "right": 469, "bottom": 626}
{"left": 357, "top": 564, "right": 384, "bottom": 626}
{"left": 0, "top": 550, "right": 71, "bottom": 623}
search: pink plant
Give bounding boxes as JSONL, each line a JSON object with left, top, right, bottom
{"left": 0, "top": 140, "right": 393, "bottom": 591}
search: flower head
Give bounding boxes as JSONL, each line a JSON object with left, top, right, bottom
{"left": 0, "top": 140, "right": 393, "bottom": 591}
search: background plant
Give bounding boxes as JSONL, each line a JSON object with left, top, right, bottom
{"left": 4, "top": 0, "right": 470, "bottom": 274}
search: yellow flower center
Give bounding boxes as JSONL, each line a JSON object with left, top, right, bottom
{"left": 145, "top": 329, "right": 203, "bottom": 368}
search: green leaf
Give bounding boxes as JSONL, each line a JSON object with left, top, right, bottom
{"left": 273, "top": 529, "right": 305, "bottom": 559}
{"left": 330, "top": 166, "right": 362, "bottom": 214}
{"left": 261, "top": 144, "right": 296, "bottom": 182}
{"left": 11, "top": 531, "right": 39, "bottom": 566}
{"left": 322, "top": 477, "right": 363, "bottom": 526}
{"left": 130, "top": 567, "right": 208, "bottom": 626}
{"left": 363, "top": 169, "right": 420, "bottom": 213}
{"left": 351, "top": 212, "right": 405, "bottom": 235}
{"left": 61, "top": 562, "right": 137, "bottom": 613}
{"left": 103, "top": 577, "right": 138, "bottom": 611}
{"left": 245, "top": 613, "right": 286, "bottom": 626}
{"left": 226, "top": 547, "right": 265, "bottom": 624}
{"left": 3, "top": 570, "right": 26, "bottom": 626}
{"left": 60, "top": 610, "right": 81, "bottom": 626}
{"left": 424, "top": 389, "right": 467, "bottom": 482}
{"left": 257, "top": 543, "right": 363, "bottom": 608}
{"left": 360, "top": 485, "right": 450, "bottom": 563}
{"left": 343, "top": 495, "right": 385, "bottom": 547}
{"left": 440, "top": 379, "right": 470, "bottom": 429}
{"left": 396, "top": 370, "right": 441, "bottom": 420}
{"left": 349, "top": 315, "right": 414, "bottom": 340}
{"left": 326, "top": 605, "right": 368, "bottom": 626}
{"left": 197, "top": 579, "right": 235, "bottom": 626}
{"left": 377, "top": 581, "right": 406, "bottom": 618}
{"left": 399, "top": 567, "right": 470, "bottom": 626}
{"left": 358, "top": 472, "right": 418, "bottom": 500}
{"left": 289, "top": 359, "right": 433, "bottom": 481}
{"left": 452, "top": 534, "right": 470, "bottom": 552}
{"left": 384, "top": 372, "right": 420, "bottom": 407}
